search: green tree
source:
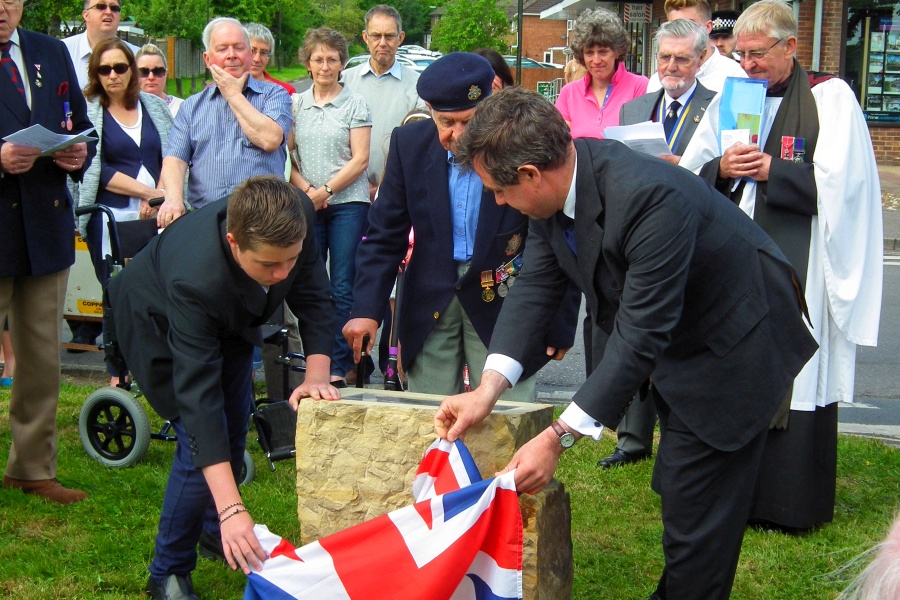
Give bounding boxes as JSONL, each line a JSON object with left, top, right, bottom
{"left": 20, "top": 0, "right": 84, "bottom": 37}
{"left": 322, "top": 0, "right": 364, "bottom": 45}
{"left": 431, "top": 0, "right": 509, "bottom": 54}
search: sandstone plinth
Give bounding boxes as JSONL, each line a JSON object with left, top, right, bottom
{"left": 296, "top": 389, "right": 573, "bottom": 599}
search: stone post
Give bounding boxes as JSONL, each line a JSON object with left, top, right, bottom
{"left": 295, "top": 389, "right": 573, "bottom": 599}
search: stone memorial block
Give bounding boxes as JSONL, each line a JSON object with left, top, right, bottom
{"left": 296, "top": 389, "right": 573, "bottom": 599}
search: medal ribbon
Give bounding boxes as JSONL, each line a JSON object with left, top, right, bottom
{"left": 657, "top": 89, "right": 696, "bottom": 151}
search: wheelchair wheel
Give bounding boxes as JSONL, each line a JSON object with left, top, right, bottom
{"left": 79, "top": 387, "right": 151, "bottom": 468}
{"left": 239, "top": 450, "right": 255, "bottom": 486}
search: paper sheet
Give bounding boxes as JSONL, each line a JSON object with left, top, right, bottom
{"left": 2, "top": 124, "right": 97, "bottom": 156}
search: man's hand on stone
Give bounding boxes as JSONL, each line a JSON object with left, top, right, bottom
{"left": 434, "top": 370, "right": 509, "bottom": 441}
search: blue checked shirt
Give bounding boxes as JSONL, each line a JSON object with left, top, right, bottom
{"left": 448, "top": 152, "right": 482, "bottom": 262}
{"left": 165, "top": 77, "right": 292, "bottom": 208}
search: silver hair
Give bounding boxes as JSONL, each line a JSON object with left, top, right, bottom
{"left": 364, "top": 4, "right": 403, "bottom": 34}
{"left": 135, "top": 43, "right": 167, "bottom": 70}
{"left": 569, "top": 8, "right": 631, "bottom": 66}
{"left": 733, "top": 0, "right": 797, "bottom": 42}
{"left": 244, "top": 22, "right": 275, "bottom": 51}
{"left": 655, "top": 18, "right": 708, "bottom": 56}
{"left": 202, "top": 17, "right": 249, "bottom": 54}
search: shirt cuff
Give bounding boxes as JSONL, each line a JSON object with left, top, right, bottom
{"left": 560, "top": 403, "right": 605, "bottom": 441}
{"left": 483, "top": 354, "right": 523, "bottom": 387}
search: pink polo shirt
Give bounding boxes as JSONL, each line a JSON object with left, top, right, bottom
{"left": 555, "top": 62, "right": 649, "bottom": 139}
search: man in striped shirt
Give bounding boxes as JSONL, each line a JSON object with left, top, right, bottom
{"left": 156, "top": 17, "right": 292, "bottom": 225}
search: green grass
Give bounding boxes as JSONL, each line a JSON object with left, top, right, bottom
{"left": 164, "top": 65, "right": 309, "bottom": 99}
{"left": 1, "top": 380, "right": 898, "bottom": 599}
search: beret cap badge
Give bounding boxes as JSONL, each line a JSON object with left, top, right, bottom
{"left": 468, "top": 85, "right": 482, "bottom": 102}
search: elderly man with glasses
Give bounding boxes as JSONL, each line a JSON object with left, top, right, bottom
{"left": 63, "top": 0, "right": 138, "bottom": 90}
{"left": 645, "top": 0, "right": 745, "bottom": 94}
{"left": 681, "top": 0, "right": 883, "bottom": 533}
{"left": 244, "top": 22, "right": 295, "bottom": 95}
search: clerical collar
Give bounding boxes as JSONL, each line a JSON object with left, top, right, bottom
{"left": 767, "top": 72, "right": 793, "bottom": 97}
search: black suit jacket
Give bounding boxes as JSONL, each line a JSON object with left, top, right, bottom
{"left": 351, "top": 119, "right": 578, "bottom": 378}
{"left": 0, "top": 28, "right": 95, "bottom": 277}
{"left": 619, "top": 82, "right": 716, "bottom": 156}
{"left": 109, "top": 195, "right": 334, "bottom": 466}
{"left": 489, "top": 139, "right": 817, "bottom": 451}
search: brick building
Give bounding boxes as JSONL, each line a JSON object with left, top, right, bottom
{"left": 537, "top": 0, "right": 900, "bottom": 164}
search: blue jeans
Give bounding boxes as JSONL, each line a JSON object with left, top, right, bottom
{"left": 148, "top": 342, "right": 253, "bottom": 580}
{"left": 314, "top": 202, "right": 369, "bottom": 378}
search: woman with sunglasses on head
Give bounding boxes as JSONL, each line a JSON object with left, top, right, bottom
{"left": 78, "top": 38, "right": 174, "bottom": 385}
{"left": 135, "top": 43, "right": 183, "bottom": 117}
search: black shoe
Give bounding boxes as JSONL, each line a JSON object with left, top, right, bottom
{"left": 146, "top": 574, "right": 198, "bottom": 600}
{"left": 597, "top": 447, "right": 652, "bottom": 469}
{"left": 198, "top": 530, "right": 226, "bottom": 562}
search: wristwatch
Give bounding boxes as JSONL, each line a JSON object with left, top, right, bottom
{"left": 550, "top": 421, "right": 576, "bottom": 449}
{"left": 324, "top": 184, "right": 334, "bottom": 195}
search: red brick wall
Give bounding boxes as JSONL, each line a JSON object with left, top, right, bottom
{"left": 509, "top": 15, "right": 568, "bottom": 63}
{"left": 869, "top": 126, "right": 900, "bottom": 165}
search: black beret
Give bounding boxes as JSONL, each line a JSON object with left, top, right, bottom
{"left": 416, "top": 52, "right": 495, "bottom": 112}
{"left": 711, "top": 10, "right": 740, "bottom": 36}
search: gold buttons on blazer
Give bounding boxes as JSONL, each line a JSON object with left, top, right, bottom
{"left": 53, "top": 200, "right": 60, "bottom": 207}
{"left": 433, "top": 312, "right": 439, "bottom": 320}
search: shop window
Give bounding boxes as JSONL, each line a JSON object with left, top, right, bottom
{"left": 846, "top": 3, "right": 900, "bottom": 123}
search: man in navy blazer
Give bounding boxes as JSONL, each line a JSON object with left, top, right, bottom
{"left": 603, "top": 18, "right": 719, "bottom": 468}
{"left": 344, "top": 53, "right": 577, "bottom": 397}
{"left": 0, "top": 8, "right": 95, "bottom": 504}
{"left": 435, "top": 88, "right": 818, "bottom": 599}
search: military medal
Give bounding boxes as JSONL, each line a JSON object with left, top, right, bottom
{"left": 480, "top": 270, "right": 495, "bottom": 302}
{"left": 34, "top": 64, "right": 42, "bottom": 88}
{"left": 497, "top": 282, "right": 509, "bottom": 297}
{"left": 505, "top": 234, "right": 522, "bottom": 256}
{"left": 781, "top": 136, "right": 805, "bottom": 163}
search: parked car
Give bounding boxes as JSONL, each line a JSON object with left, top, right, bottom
{"left": 343, "top": 54, "right": 436, "bottom": 73}
{"left": 502, "top": 55, "right": 547, "bottom": 68}
{"left": 398, "top": 44, "right": 440, "bottom": 57}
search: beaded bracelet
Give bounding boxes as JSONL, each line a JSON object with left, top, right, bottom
{"left": 217, "top": 502, "right": 244, "bottom": 518}
{"left": 219, "top": 507, "right": 248, "bottom": 524}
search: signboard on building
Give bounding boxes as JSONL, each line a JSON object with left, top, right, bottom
{"left": 537, "top": 81, "right": 556, "bottom": 101}
{"left": 624, "top": 3, "right": 652, "bottom": 23}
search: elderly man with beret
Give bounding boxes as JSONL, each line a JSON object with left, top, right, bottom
{"left": 343, "top": 52, "right": 578, "bottom": 398}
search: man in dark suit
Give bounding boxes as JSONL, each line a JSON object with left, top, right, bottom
{"left": 109, "top": 176, "right": 339, "bottom": 599}
{"left": 0, "top": 3, "right": 95, "bottom": 504}
{"left": 344, "top": 53, "right": 577, "bottom": 398}
{"left": 601, "top": 18, "right": 718, "bottom": 468}
{"left": 434, "top": 87, "right": 818, "bottom": 600}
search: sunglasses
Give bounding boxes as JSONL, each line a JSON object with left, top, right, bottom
{"left": 86, "top": 2, "right": 121, "bottom": 11}
{"left": 138, "top": 66, "right": 166, "bottom": 78}
{"left": 97, "top": 63, "right": 130, "bottom": 76}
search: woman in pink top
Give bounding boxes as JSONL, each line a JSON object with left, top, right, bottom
{"left": 555, "top": 8, "right": 649, "bottom": 139}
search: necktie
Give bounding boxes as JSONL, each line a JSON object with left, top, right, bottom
{"left": 558, "top": 212, "right": 576, "bottom": 254}
{"left": 0, "top": 41, "right": 26, "bottom": 101}
{"left": 663, "top": 100, "right": 681, "bottom": 139}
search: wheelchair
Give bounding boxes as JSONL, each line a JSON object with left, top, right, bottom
{"left": 73, "top": 202, "right": 304, "bottom": 484}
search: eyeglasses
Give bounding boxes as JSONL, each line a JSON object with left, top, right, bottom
{"left": 656, "top": 53, "right": 697, "bottom": 67}
{"left": 251, "top": 47, "right": 271, "bottom": 58}
{"left": 366, "top": 32, "right": 399, "bottom": 42}
{"left": 97, "top": 63, "right": 130, "bottom": 76}
{"left": 733, "top": 38, "right": 784, "bottom": 62}
{"left": 310, "top": 57, "right": 341, "bottom": 67}
{"left": 86, "top": 2, "right": 121, "bottom": 11}
{"left": 0, "top": 0, "right": 25, "bottom": 9}
{"left": 138, "top": 66, "right": 166, "bottom": 78}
